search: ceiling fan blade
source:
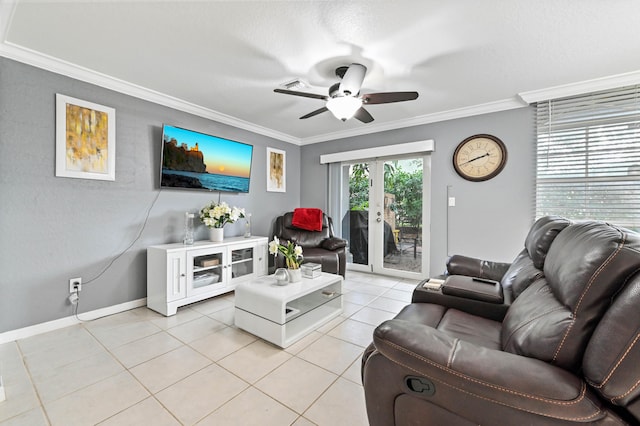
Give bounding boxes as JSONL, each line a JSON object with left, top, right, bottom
{"left": 300, "top": 106, "right": 328, "bottom": 119}
{"left": 353, "top": 107, "right": 374, "bottom": 123}
{"left": 362, "top": 91, "right": 419, "bottom": 105}
{"left": 274, "top": 88, "right": 327, "bottom": 101}
{"left": 338, "top": 63, "right": 367, "bottom": 96}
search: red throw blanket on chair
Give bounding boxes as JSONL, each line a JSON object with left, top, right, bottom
{"left": 292, "top": 208, "right": 324, "bottom": 231}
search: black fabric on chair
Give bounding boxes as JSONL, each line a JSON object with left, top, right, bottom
{"left": 342, "top": 210, "right": 397, "bottom": 265}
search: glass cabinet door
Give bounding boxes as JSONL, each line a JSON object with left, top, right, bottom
{"left": 230, "top": 245, "right": 254, "bottom": 282}
{"left": 187, "top": 248, "right": 225, "bottom": 296}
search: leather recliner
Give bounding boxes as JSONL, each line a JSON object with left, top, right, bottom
{"left": 272, "top": 212, "right": 347, "bottom": 278}
{"left": 362, "top": 220, "right": 640, "bottom": 425}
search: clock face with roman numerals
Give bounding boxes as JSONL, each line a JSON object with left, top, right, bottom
{"left": 453, "top": 134, "right": 507, "bottom": 182}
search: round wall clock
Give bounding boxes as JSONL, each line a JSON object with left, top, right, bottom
{"left": 452, "top": 134, "right": 507, "bottom": 182}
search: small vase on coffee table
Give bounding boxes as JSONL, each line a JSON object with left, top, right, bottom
{"left": 288, "top": 268, "right": 302, "bottom": 283}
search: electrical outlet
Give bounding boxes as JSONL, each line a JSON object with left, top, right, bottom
{"left": 69, "top": 277, "right": 82, "bottom": 293}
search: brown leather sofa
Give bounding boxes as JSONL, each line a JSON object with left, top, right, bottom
{"left": 362, "top": 218, "right": 640, "bottom": 425}
{"left": 272, "top": 212, "right": 347, "bottom": 278}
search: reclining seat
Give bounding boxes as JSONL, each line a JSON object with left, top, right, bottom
{"left": 413, "top": 215, "right": 571, "bottom": 320}
{"left": 362, "top": 221, "right": 640, "bottom": 425}
{"left": 272, "top": 212, "right": 347, "bottom": 277}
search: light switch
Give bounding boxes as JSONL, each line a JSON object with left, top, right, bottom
{"left": 448, "top": 197, "right": 456, "bottom": 207}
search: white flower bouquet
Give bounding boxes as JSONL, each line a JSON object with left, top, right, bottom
{"left": 269, "top": 236, "right": 303, "bottom": 269}
{"left": 199, "top": 201, "right": 245, "bottom": 228}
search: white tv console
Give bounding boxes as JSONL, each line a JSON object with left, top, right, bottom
{"left": 147, "top": 236, "right": 268, "bottom": 316}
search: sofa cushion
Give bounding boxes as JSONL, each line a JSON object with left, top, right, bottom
{"left": 394, "top": 304, "right": 501, "bottom": 350}
{"left": 501, "top": 279, "right": 573, "bottom": 362}
{"left": 437, "top": 309, "right": 502, "bottom": 350}
{"left": 394, "top": 303, "right": 447, "bottom": 328}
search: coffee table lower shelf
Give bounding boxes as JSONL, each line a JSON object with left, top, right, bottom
{"left": 234, "top": 273, "right": 343, "bottom": 348}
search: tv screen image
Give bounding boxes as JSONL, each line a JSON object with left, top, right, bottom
{"left": 161, "top": 125, "right": 253, "bottom": 193}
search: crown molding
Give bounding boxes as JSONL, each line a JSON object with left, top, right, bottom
{"left": 518, "top": 70, "right": 640, "bottom": 104}
{"left": 0, "top": 42, "right": 302, "bottom": 145}
{"left": 9, "top": 34, "right": 637, "bottom": 146}
{"left": 0, "top": 40, "right": 529, "bottom": 146}
{"left": 300, "top": 98, "right": 528, "bottom": 145}
{"left": 3, "top": 0, "right": 639, "bottom": 147}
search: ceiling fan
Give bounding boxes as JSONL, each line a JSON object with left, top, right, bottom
{"left": 274, "top": 63, "right": 419, "bottom": 123}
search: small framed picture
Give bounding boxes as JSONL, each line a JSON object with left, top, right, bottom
{"left": 55, "top": 94, "right": 116, "bottom": 181}
{"left": 267, "top": 147, "right": 286, "bottom": 192}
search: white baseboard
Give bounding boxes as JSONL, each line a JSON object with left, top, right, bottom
{"left": 0, "top": 376, "right": 5, "bottom": 402}
{"left": 0, "top": 298, "right": 147, "bottom": 345}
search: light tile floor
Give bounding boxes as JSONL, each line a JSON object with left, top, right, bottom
{"left": 0, "top": 271, "right": 418, "bottom": 426}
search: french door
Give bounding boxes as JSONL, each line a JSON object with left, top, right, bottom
{"left": 340, "top": 155, "right": 430, "bottom": 279}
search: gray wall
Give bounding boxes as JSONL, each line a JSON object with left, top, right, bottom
{"left": 0, "top": 58, "right": 300, "bottom": 333}
{"left": 300, "top": 107, "right": 535, "bottom": 275}
{"left": 0, "top": 55, "right": 535, "bottom": 334}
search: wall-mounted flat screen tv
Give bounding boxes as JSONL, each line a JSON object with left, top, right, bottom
{"left": 160, "top": 124, "right": 253, "bottom": 193}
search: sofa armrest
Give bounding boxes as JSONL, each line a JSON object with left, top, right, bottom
{"left": 441, "top": 275, "right": 503, "bottom": 303}
{"left": 370, "top": 320, "right": 605, "bottom": 423}
{"left": 321, "top": 237, "right": 347, "bottom": 251}
{"left": 446, "top": 254, "right": 511, "bottom": 282}
{"left": 412, "top": 285, "right": 511, "bottom": 321}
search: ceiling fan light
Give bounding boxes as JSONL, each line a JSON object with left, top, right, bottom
{"left": 326, "top": 97, "right": 362, "bottom": 121}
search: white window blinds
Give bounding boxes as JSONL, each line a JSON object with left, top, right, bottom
{"left": 535, "top": 85, "right": 640, "bottom": 230}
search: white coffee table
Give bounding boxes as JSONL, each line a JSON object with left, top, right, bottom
{"left": 234, "top": 272, "right": 343, "bottom": 348}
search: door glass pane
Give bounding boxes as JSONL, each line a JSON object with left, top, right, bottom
{"left": 382, "top": 158, "right": 423, "bottom": 273}
{"left": 342, "top": 162, "right": 370, "bottom": 266}
{"left": 339, "top": 158, "right": 425, "bottom": 276}
{"left": 192, "top": 253, "right": 223, "bottom": 288}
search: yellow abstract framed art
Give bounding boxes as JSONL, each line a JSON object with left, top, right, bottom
{"left": 55, "top": 94, "right": 116, "bottom": 181}
{"left": 266, "top": 147, "right": 286, "bottom": 192}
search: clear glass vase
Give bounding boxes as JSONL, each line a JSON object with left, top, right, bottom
{"left": 244, "top": 213, "right": 252, "bottom": 238}
{"left": 183, "top": 212, "right": 195, "bottom": 245}
{"left": 274, "top": 268, "right": 289, "bottom": 286}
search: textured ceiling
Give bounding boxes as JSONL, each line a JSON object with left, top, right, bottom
{"left": 2, "top": 1, "right": 640, "bottom": 144}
